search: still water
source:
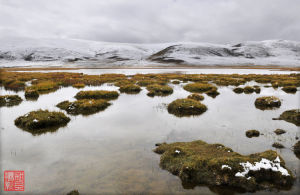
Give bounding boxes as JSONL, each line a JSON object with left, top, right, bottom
{"left": 0, "top": 71, "right": 299, "bottom": 194}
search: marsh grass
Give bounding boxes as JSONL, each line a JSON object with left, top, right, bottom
{"left": 25, "top": 89, "right": 39, "bottom": 100}
{"left": 75, "top": 90, "right": 119, "bottom": 100}
{"left": 293, "top": 141, "right": 300, "bottom": 159}
{"left": 254, "top": 96, "right": 281, "bottom": 110}
{"left": 168, "top": 98, "right": 207, "bottom": 117}
{"left": 14, "top": 110, "right": 70, "bottom": 135}
{"left": 282, "top": 86, "right": 297, "bottom": 94}
{"left": 146, "top": 84, "right": 173, "bottom": 97}
{"left": 72, "top": 83, "right": 85, "bottom": 88}
{"left": 57, "top": 99, "right": 111, "bottom": 115}
{"left": 187, "top": 93, "right": 204, "bottom": 101}
{"left": 274, "top": 109, "right": 300, "bottom": 126}
{"left": 245, "top": 130, "right": 260, "bottom": 138}
{"left": 154, "top": 140, "right": 294, "bottom": 192}
{"left": 119, "top": 84, "right": 141, "bottom": 94}
{"left": 0, "top": 95, "right": 22, "bottom": 107}
{"left": 183, "top": 83, "right": 215, "bottom": 93}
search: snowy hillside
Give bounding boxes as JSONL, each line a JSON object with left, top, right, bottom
{"left": 0, "top": 37, "right": 299, "bottom": 67}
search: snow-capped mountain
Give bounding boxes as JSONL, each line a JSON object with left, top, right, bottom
{"left": 0, "top": 37, "right": 299, "bottom": 67}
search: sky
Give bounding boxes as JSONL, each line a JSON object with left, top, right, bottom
{"left": 0, "top": 0, "right": 300, "bottom": 43}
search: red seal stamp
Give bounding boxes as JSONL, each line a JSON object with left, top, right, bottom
{"left": 4, "top": 170, "right": 25, "bottom": 191}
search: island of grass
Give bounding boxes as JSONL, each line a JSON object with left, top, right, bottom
{"left": 146, "top": 84, "right": 173, "bottom": 97}
{"left": 14, "top": 110, "right": 70, "bottom": 135}
{"left": 245, "top": 130, "right": 260, "bottom": 138}
{"left": 154, "top": 140, "right": 294, "bottom": 192}
{"left": 168, "top": 98, "right": 207, "bottom": 117}
{"left": 272, "top": 142, "right": 285, "bottom": 149}
{"left": 75, "top": 90, "right": 119, "bottom": 100}
{"left": 25, "top": 89, "right": 39, "bottom": 100}
{"left": 27, "top": 81, "right": 59, "bottom": 94}
{"left": 254, "top": 96, "right": 281, "bottom": 110}
{"left": 57, "top": 99, "right": 110, "bottom": 115}
{"left": 187, "top": 93, "right": 204, "bottom": 101}
{"left": 183, "top": 83, "right": 216, "bottom": 93}
{"left": 233, "top": 87, "right": 244, "bottom": 94}
{"left": 274, "top": 129, "right": 286, "bottom": 135}
{"left": 243, "top": 86, "right": 255, "bottom": 94}
{"left": 282, "top": 86, "right": 297, "bottom": 94}
{"left": 119, "top": 84, "right": 141, "bottom": 94}
{"left": 293, "top": 141, "right": 300, "bottom": 159}
{"left": 273, "top": 109, "right": 300, "bottom": 126}
{"left": 0, "top": 95, "right": 22, "bottom": 107}
{"left": 66, "top": 190, "right": 80, "bottom": 195}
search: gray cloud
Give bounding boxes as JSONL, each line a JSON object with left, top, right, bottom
{"left": 0, "top": 0, "right": 299, "bottom": 43}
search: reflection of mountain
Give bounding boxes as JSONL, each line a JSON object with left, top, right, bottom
{"left": 1, "top": 37, "right": 299, "bottom": 67}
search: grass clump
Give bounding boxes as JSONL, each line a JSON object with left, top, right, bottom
{"left": 119, "top": 84, "right": 141, "bottom": 94}
{"left": 14, "top": 110, "right": 70, "bottom": 135}
{"left": 72, "top": 83, "right": 85, "bottom": 88}
{"left": 205, "top": 88, "right": 220, "bottom": 98}
{"left": 57, "top": 99, "right": 110, "bottom": 115}
{"left": 146, "top": 84, "right": 173, "bottom": 97}
{"left": 75, "top": 90, "right": 119, "bottom": 100}
{"left": 246, "top": 130, "right": 260, "bottom": 138}
{"left": 233, "top": 87, "right": 244, "bottom": 94}
{"left": 272, "top": 142, "right": 285, "bottom": 149}
{"left": 66, "top": 190, "right": 80, "bottom": 195}
{"left": 273, "top": 109, "right": 300, "bottom": 126}
{"left": 243, "top": 86, "right": 255, "bottom": 94}
{"left": 28, "top": 81, "right": 58, "bottom": 93}
{"left": 168, "top": 98, "right": 207, "bottom": 117}
{"left": 183, "top": 83, "right": 215, "bottom": 93}
{"left": 0, "top": 95, "right": 22, "bottom": 107}
{"left": 274, "top": 129, "right": 286, "bottom": 135}
{"left": 154, "top": 140, "right": 294, "bottom": 192}
{"left": 293, "top": 141, "right": 300, "bottom": 159}
{"left": 254, "top": 96, "right": 281, "bottom": 110}
{"left": 172, "top": 80, "right": 180, "bottom": 84}
{"left": 187, "top": 93, "right": 204, "bottom": 101}
{"left": 282, "top": 86, "right": 297, "bottom": 94}
{"left": 25, "top": 89, "right": 39, "bottom": 100}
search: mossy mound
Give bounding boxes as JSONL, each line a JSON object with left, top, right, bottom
{"left": 274, "top": 129, "right": 286, "bottom": 135}
{"left": 272, "top": 142, "right": 285, "bottom": 149}
{"left": 72, "top": 83, "right": 85, "bottom": 88}
{"left": 254, "top": 96, "right": 281, "bottom": 110}
{"left": 0, "top": 95, "right": 22, "bottom": 107}
{"left": 14, "top": 110, "right": 70, "bottom": 135}
{"left": 293, "top": 141, "right": 300, "bottom": 159}
{"left": 183, "top": 83, "right": 216, "bottom": 93}
{"left": 233, "top": 87, "right": 244, "bottom": 94}
{"left": 168, "top": 98, "right": 207, "bottom": 117}
{"left": 146, "top": 84, "right": 173, "bottom": 97}
{"left": 119, "top": 84, "right": 141, "bottom": 94}
{"left": 154, "top": 140, "right": 294, "bottom": 192}
{"left": 187, "top": 93, "right": 204, "bottom": 101}
{"left": 25, "top": 89, "right": 39, "bottom": 100}
{"left": 246, "top": 130, "right": 260, "bottom": 138}
{"left": 57, "top": 99, "right": 110, "bottom": 115}
{"left": 274, "top": 109, "right": 300, "bottom": 126}
{"left": 205, "top": 88, "right": 220, "bottom": 98}
{"left": 66, "top": 190, "right": 80, "bottom": 195}
{"left": 254, "top": 86, "right": 261, "bottom": 94}
{"left": 282, "top": 86, "right": 297, "bottom": 94}
{"left": 244, "top": 86, "right": 255, "bottom": 94}
{"left": 172, "top": 80, "right": 180, "bottom": 84}
{"left": 75, "top": 90, "right": 119, "bottom": 100}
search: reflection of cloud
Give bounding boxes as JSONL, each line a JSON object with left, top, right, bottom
{"left": 0, "top": 0, "right": 299, "bottom": 43}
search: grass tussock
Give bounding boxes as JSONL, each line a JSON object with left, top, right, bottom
{"left": 168, "top": 98, "right": 207, "bottom": 117}
{"left": 154, "top": 140, "right": 294, "bottom": 192}
{"left": 273, "top": 109, "right": 300, "bottom": 126}
{"left": 25, "top": 89, "right": 39, "bottom": 100}
{"left": 187, "top": 93, "right": 204, "bottom": 101}
{"left": 0, "top": 95, "right": 22, "bottom": 107}
{"left": 57, "top": 99, "right": 110, "bottom": 115}
{"left": 14, "top": 110, "right": 70, "bottom": 135}
{"left": 75, "top": 90, "right": 119, "bottom": 100}
{"left": 282, "top": 86, "right": 297, "bottom": 94}
{"left": 183, "top": 83, "right": 215, "bottom": 93}
{"left": 72, "top": 83, "right": 85, "bottom": 88}
{"left": 272, "top": 142, "right": 285, "bottom": 149}
{"left": 246, "top": 130, "right": 260, "bottom": 138}
{"left": 119, "top": 84, "right": 141, "bottom": 94}
{"left": 274, "top": 129, "right": 286, "bottom": 135}
{"left": 146, "top": 84, "right": 173, "bottom": 97}
{"left": 254, "top": 96, "right": 281, "bottom": 110}
{"left": 293, "top": 141, "right": 300, "bottom": 159}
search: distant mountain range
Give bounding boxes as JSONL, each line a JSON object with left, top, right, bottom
{"left": 0, "top": 37, "right": 300, "bottom": 67}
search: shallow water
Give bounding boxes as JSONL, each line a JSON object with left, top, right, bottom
{"left": 0, "top": 73, "right": 300, "bottom": 194}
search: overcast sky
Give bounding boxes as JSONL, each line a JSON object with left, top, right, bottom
{"left": 0, "top": 0, "right": 299, "bottom": 43}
